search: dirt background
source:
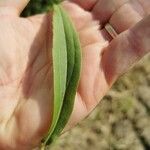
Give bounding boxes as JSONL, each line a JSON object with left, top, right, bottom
{"left": 46, "top": 55, "right": 150, "bottom": 150}
{"left": 23, "top": 1, "right": 150, "bottom": 150}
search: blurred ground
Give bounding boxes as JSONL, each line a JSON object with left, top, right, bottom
{"left": 23, "top": 1, "right": 150, "bottom": 150}
{"left": 46, "top": 55, "right": 150, "bottom": 150}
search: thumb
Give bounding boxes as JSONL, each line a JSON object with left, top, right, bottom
{"left": 102, "top": 15, "right": 150, "bottom": 85}
{"left": 0, "top": 0, "right": 30, "bottom": 16}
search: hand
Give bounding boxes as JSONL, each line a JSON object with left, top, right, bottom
{"left": 0, "top": 1, "right": 53, "bottom": 149}
{"left": 68, "top": 0, "right": 150, "bottom": 126}
{"left": 0, "top": 0, "right": 149, "bottom": 149}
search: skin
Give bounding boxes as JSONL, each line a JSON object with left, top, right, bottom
{"left": 0, "top": 0, "right": 149, "bottom": 149}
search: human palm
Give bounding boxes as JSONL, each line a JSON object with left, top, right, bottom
{"left": 0, "top": 0, "right": 149, "bottom": 149}
{"left": 0, "top": 13, "right": 54, "bottom": 149}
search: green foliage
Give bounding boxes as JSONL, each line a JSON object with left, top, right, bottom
{"left": 42, "top": 5, "right": 68, "bottom": 146}
{"left": 22, "top": 0, "right": 51, "bottom": 16}
{"left": 42, "top": 4, "right": 81, "bottom": 146}
{"left": 49, "top": 6, "right": 81, "bottom": 144}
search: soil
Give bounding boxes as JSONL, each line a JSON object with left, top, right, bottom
{"left": 46, "top": 54, "right": 150, "bottom": 150}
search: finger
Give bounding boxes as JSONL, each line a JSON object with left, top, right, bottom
{"left": 102, "top": 15, "right": 150, "bottom": 85}
{"left": 92, "top": 0, "right": 128, "bottom": 25}
{"left": 0, "top": 0, "right": 30, "bottom": 16}
{"left": 71, "top": 0, "right": 98, "bottom": 10}
{"left": 92, "top": 0, "right": 150, "bottom": 32}
{"left": 109, "top": 0, "right": 150, "bottom": 33}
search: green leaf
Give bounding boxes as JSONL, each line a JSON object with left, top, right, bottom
{"left": 45, "top": 6, "right": 81, "bottom": 144}
{"left": 41, "top": 2, "right": 82, "bottom": 148}
{"left": 62, "top": 9, "right": 75, "bottom": 87}
{"left": 42, "top": 4, "right": 67, "bottom": 145}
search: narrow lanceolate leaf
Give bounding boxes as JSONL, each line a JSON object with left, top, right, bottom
{"left": 61, "top": 8, "right": 75, "bottom": 87}
{"left": 42, "top": 4, "right": 67, "bottom": 145}
{"left": 48, "top": 7, "right": 82, "bottom": 143}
